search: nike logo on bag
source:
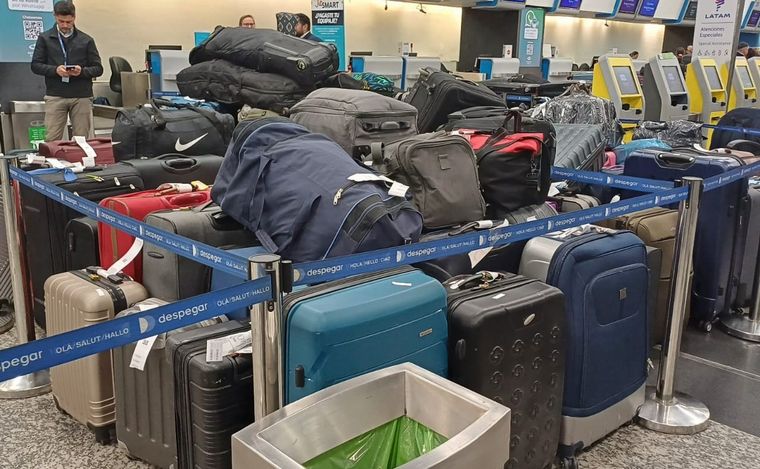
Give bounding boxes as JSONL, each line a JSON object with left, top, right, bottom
{"left": 175, "top": 133, "right": 208, "bottom": 152}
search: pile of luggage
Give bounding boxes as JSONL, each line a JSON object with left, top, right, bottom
{"left": 13, "top": 59, "right": 760, "bottom": 469}
{"left": 176, "top": 27, "right": 340, "bottom": 113}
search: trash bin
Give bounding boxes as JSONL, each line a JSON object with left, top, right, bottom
{"left": 232, "top": 363, "right": 511, "bottom": 469}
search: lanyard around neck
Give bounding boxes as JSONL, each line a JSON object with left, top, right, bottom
{"left": 57, "top": 30, "right": 68, "bottom": 66}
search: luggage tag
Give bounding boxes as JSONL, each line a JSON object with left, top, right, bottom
{"left": 347, "top": 173, "right": 409, "bottom": 198}
{"left": 130, "top": 303, "right": 159, "bottom": 371}
{"left": 206, "top": 331, "right": 252, "bottom": 362}
{"left": 104, "top": 238, "right": 144, "bottom": 277}
{"left": 73, "top": 136, "right": 97, "bottom": 168}
{"left": 468, "top": 220, "right": 509, "bottom": 268}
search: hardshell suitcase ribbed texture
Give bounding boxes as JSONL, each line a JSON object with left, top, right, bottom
{"left": 167, "top": 320, "right": 254, "bottom": 469}
{"left": 519, "top": 228, "right": 648, "bottom": 456}
{"left": 405, "top": 68, "right": 505, "bottom": 133}
{"left": 284, "top": 267, "right": 448, "bottom": 404}
{"left": 44, "top": 268, "right": 148, "bottom": 443}
{"left": 142, "top": 205, "right": 258, "bottom": 302}
{"left": 289, "top": 88, "right": 419, "bottom": 160}
{"left": 98, "top": 190, "right": 212, "bottom": 281}
{"left": 120, "top": 154, "right": 223, "bottom": 190}
{"left": 21, "top": 166, "right": 144, "bottom": 328}
{"left": 444, "top": 272, "right": 566, "bottom": 469}
{"left": 113, "top": 299, "right": 224, "bottom": 469}
{"left": 64, "top": 217, "right": 100, "bottom": 271}
{"left": 623, "top": 148, "right": 751, "bottom": 328}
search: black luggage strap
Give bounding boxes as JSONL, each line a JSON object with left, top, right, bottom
{"left": 71, "top": 270, "right": 129, "bottom": 314}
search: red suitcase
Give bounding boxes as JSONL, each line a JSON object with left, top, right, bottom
{"left": 98, "top": 190, "right": 211, "bottom": 281}
{"left": 39, "top": 138, "right": 116, "bottom": 165}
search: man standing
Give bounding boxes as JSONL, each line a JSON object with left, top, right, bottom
{"left": 31, "top": 1, "right": 102, "bottom": 141}
{"left": 294, "top": 13, "right": 322, "bottom": 42}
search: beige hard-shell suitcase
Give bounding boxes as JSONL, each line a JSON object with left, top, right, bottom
{"left": 44, "top": 267, "right": 148, "bottom": 443}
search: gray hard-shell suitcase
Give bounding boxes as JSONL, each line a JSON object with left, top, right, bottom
{"left": 44, "top": 268, "right": 148, "bottom": 443}
{"left": 113, "top": 299, "right": 224, "bottom": 468}
{"left": 552, "top": 124, "right": 607, "bottom": 172}
{"left": 550, "top": 193, "right": 600, "bottom": 212}
{"left": 377, "top": 131, "right": 486, "bottom": 230}
{"left": 289, "top": 88, "right": 419, "bottom": 161}
{"left": 734, "top": 187, "right": 760, "bottom": 310}
{"left": 142, "top": 205, "right": 258, "bottom": 302}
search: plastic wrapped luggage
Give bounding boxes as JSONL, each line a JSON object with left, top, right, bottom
{"left": 98, "top": 190, "right": 212, "bottom": 282}
{"left": 142, "top": 205, "right": 259, "bottom": 302}
{"left": 212, "top": 118, "right": 423, "bottom": 262}
{"left": 289, "top": 88, "right": 418, "bottom": 161}
{"left": 537, "top": 84, "right": 621, "bottom": 147}
{"left": 44, "top": 268, "right": 148, "bottom": 443}
{"left": 189, "top": 27, "right": 339, "bottom": 87}
{"left": 20, "top": 165, "right": 144, "bottom": 328}
{"left": 444, "top": 271, "right": 565, "bottom": 469}
{"left": 39, "top": 137, "right": 116, "bottom": 165}
{"left": 623, "top": 148, "right": 755, "bottom": 329}
{"left": 177, "top": 60, "right": 306, "bottom": 113}
{"left": 111, "top": 100, "right": 234, "bottom": 161}
{"left": 119, "top": 154, "right": 223, "bottom": 190}
{"left": 519, "top": 227, "right": 648, "bottom": 464}
{"left": 404, "top": 68, "right": 505, "bottom": 133}
{"left": 283, "top": 267, "right": 448, "bottom": 404}
{"left": 634, "top": 120, "right": 703, "bottom": 148}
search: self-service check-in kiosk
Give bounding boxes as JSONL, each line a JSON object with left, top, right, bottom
{"left": 686, "top": 56, "right": 727, "bottom": 143}
{"left": 476, "top": 58, "right": 521, "bottom": 80}
{"left": 724, "top": 57, "right": 758, "bottom": 111}
{"left": 592, "top": 54, "right": 646, "bottom": 142}
{"left": 541, "top": 58, "right": 574, "bottom": 83}
{"left": 350, "top": 56, "right": 404, "bottom": 89}
{"left": 642, "top": 53, "right": 690, "bottom": 121}
{"left": 402, "top": 57, "right": 441, "bottom": 91}
{"left": 748, "top": 57, "right": 760, "bottom": 108}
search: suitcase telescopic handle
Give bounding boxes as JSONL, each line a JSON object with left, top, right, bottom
{"left": 655, "top": 152, "right": 696, "bottom": 168}
{"left": 726, "top": 139, "right": 760, "bottom": 155}
{"left": 448, "top": 271, "right": 504, "bottom": 291}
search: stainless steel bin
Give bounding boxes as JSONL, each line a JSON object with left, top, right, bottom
{"left": 232, "top": 363, "right": 511, "bottom": 469}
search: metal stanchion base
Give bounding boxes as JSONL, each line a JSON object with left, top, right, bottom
{"left": 720, "top": 315, "right": 760, "bottom": 342}
{"left": 0, "top": 370, "right": 51, "bottom": 399}
{"left": 638, "top": 387, "right": 710, "bottom": 435}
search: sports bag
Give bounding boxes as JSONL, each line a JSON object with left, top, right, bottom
{"left": 374, "top": 131, "right": 486, "bottom": 230}
{"left": 111, "top": 99, "right": 234, "bottom": 161}
{"left": 289, "top": 88, "right": 418, "bottom": 161}
{"left": 211, "top": 118, "right": 423, "bottom": 262}
{"left": 450, "top": 110, "right": 555, "bottom": 216}
{"left": 176, "top": 59, "right": 306, "bottom": 113}
{"left": 189, "top": 27, "right": 339, "bottom": 87}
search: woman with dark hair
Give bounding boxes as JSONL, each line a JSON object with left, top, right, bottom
{"left": 239, "top": 15, "right": 255, "bottom": 28}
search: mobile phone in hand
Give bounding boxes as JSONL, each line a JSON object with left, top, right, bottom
{"left": 64, "top": 65, "right": 77, "bottom": 70}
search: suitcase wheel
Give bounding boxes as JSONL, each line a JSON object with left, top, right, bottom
{"left": 559, "top": 457, "right": 579, "bottom": 469}
{"left": 90, "top": 425, "right": 116, "bottom": 445}
{"left": 699, "top": 320, "right": 713, "bottom": 333}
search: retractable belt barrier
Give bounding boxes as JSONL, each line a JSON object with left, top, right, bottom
{"left": 2, "top": 155, "right": 760, "bottom": 382}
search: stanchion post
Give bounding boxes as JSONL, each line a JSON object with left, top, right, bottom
{"left": 249, "top": 254, "right": 290, "bottom": 420}
{"left": 638, "top": 177, "right": 710, "bottom": 434}
{"left": 0, "top": 155, "right": 51, "bottom": 399}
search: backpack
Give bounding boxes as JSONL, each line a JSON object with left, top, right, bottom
{"left": 374, "top": 131, "right": 486, "bottom": 230}
{"left": 211, "top": 118, "right": 423, "bottom": 262}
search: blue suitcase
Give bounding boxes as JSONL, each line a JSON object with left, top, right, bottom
{"left": 284, "top": 266, "right": 448, "bottom": 404}
{"left": 519, "top": 228, "right": 649, "bottom": 461}
{"left": 623, "top": 148, "right": 749, "bottom": 329}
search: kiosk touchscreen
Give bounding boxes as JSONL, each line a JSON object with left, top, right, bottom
{"left": 642, "top": 53, "right": 690, "bottom": 121}
{"left": 350, "top": 56, "right": 404, "bottom": 88}
{"left": 724, "top": 57, "right": 758, "bottom": 111}
{"left": 592, "top": 54, "right": 645, "bottom": 141}
{"left": 477, "top": 58, "right": 521, "bottom": 80}
{"left": 686, "top": 57, "right": 727, "bottom": 144}
{"left": 748, "top": 57, "right": 760, "bottom": 108}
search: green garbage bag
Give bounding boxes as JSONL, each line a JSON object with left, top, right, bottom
{"left": 304, "top": 416, "right": 448, "bottom": 469}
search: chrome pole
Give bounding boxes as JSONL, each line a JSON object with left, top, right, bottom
{"left": 249, "top": 254, "right": 284, "bottom": 419}
{"left": 638, "top": 177, "right": 709, "bottom": 434}
{"left": 0, "top": 155, "right": 50, "bottom": 399}
{"left": 723, "top": 0, "right": 746, "bottom": 109}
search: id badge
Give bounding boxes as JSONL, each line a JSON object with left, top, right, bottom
{"left": 62, "top": 76, "right": 70, "bottom": 83}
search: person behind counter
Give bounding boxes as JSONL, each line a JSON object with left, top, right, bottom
{"left": 31, "top": 0, "right": 103, "bottom": 141}
{"left": 239, "top": 15, "right": 255, "bottom": 28}
{"left": 629, "top": 51, "right": 639, "bottom": 60}
{"left": 294, "top": 13, "right": 322, "bottom": 42}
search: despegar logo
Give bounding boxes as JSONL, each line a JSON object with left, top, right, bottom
{"left": 307, "top": 265, "right": 343, "bottom": 276}
{"left": 405, "top": 248, "right": 437, "bottom": 258}
{"left": 158, "top": 303, "right": 209, "bottom": 323}
{"left": 1, "top": 351, "right": 43, "bottom": 373}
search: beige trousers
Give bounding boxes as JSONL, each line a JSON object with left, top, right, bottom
{"left": 43, "top": 96, "right": 94, "bottom": 141}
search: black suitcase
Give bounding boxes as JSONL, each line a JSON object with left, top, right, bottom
{"left": 64, "top": 217, "right": 99, "bottom": 271}
{"left": 20, "top": 165, "right": 144, "bottom": 328}
{"left": 405, "top": 68, "right": 505, "bottom": 133}
{"left": 111, "top": 100, "right": 234, "bottom": 161}
{"left": 120, "top": 154, "right": 224, "bottom": 190}
{"left": 444, "top": 272, "right": 566, "bottom": 469}
{"left": 166, "top": 320, "right": 254, "bottom": 469}
{"left": 189, "top": 27, "right": 339, "bottom": 87}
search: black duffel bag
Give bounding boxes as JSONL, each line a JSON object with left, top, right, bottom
{"left": 189, "top": 27, "right": 339, "bottom": 87}
{"left": 177, "top": 59, "right": 306, "bottom": 113}
{"left": 111, "top": 100, "right": 234, "bottom": 161}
